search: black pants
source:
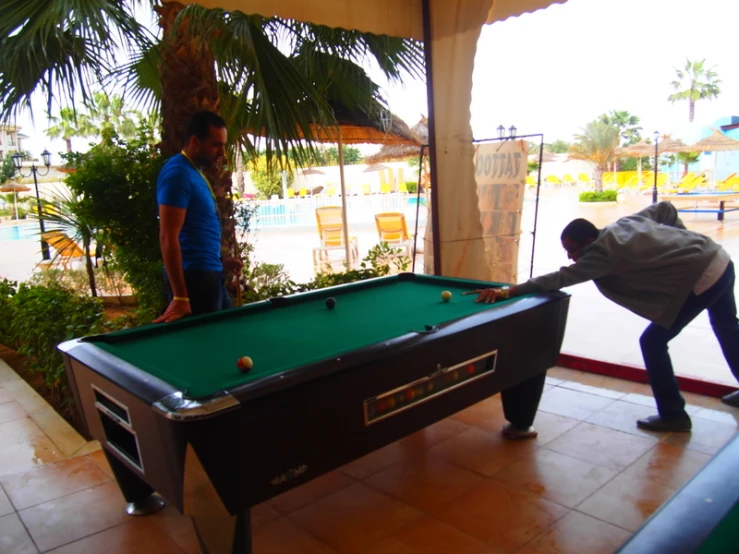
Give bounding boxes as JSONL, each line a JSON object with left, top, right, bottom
{"left": 164, "top": 269, "right": 233, "bottom": 316}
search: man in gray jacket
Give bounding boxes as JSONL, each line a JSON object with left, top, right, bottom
{"left": 477, "top": 201, "right": 738, "bottom": 433}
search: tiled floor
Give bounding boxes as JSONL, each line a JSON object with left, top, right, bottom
{"left": 0, "top": 361, "right": 737, "bottom": 553}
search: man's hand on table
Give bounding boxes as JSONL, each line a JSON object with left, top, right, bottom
{"left": 475, "top": 287, "right": 512, "bottom": 304}
{"left": 153, "top": 299, "right": 192, "bottom": 324}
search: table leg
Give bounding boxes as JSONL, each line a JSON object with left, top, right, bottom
{"left": 103, "top": 449, "right": 165, "bottom": 516}
{"left": 500, "top": 372, "right": 547, "bottom": 429}
{"left": 719, "top": 200, "right": 725, "bottom": 221}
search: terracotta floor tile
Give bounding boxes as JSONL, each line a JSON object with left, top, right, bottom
{"left": 530, "top": 412, "right": 581, "bottom": 446}
{"left": 270, "top": 470, "right": 356, "bottom": 514}
{"left": 0, "top": 401, "right": 27, "bottom": 424}
{"left": 0, "top": 418, "right": 47, "bottom": 448}
{"left": 544, "top": 423, "right": 657, "bottom": 471}
{"left": 1, "top": 456, "right": 111, "bottom": 511}
{"left": 253, "top": 516, "right": 339, "bottom": 554}
{"left": 401, "top": 418, "right": 470, "bottom": 450}
{"left": 45, "top": 518, "right": 185, "bottom": 554}
{"left": 556, "top": 381, "right": 627, "bottom": 400}
{"left": 0, "top": 513, "right": 38, "bottom": 554}
{"left": 450, "top": 396, "right": 506, "bottom": 431}
{"left": 577, "top": 473, "right": 676, "bottom": 532}
{"left": 88, "top": 449, "right": 114, "bottom": 479}
{"left": 436, "top": 479, "right": 568, "bottom": 551}
{"left": 545, "top": 376, "right": 564, "bottom": 386}
{"left": 0, "top": 486, "right": 14, "bottom": 517}
{"left": 341, "top": 442, "right": 416, "bottom": 480}
{"left": 662, "top": 417, "right": 738, "bottom": 455}
{"left": 492, "top": 449, "right": 617, "bottom": 508}
{"left": 28, "top": 409, "right": 86, "bottom": 458}
{"left": 0, "top": 382, "right": 48, "bottom": 414}
{"left": 517, "top": 510, "right": 631, "bottom": 554}
{"left": 252, "top": 502, "right": 281, "bottom": 527}
{"left": 70, "top": 440, "right": 102, "bottom": 458}
{"left": 0, "top": 437, "right": 65, "bottom": 478}
{"left": 559, "top": 371, "right": 643, "bottom": 394}
{"left": 620, "top": 390, "right": 711, "bottom": 416}
{"left": 366, "top": 452, "right": 483, "bottom": 512}
{"left": 0, "top": 385, "right": 14, "bottom": 405}
{"left": 289, "top": 482, "right": 422, "bottom": 554}
{"left": 538, "top": 388, "right": 614, "bottom": 420}
{"left": 18, "top": 481, "right": 129, "bottom": 552}
{"left": 694, "top": 404, "right": 739, "bottom": 425}
{"left": 360, "top": 516, "right": 506, "bottom": 554}
{"left": 623, "top": 441, "right": 711, "bottom": 490}
{"left": 430, "top": 427, "right": 538, "bottom": 477}
{"left": 585, "top": 400, "right": 671, "bottom": 439}
{"left": 547, "top": 367, "right": 581, "bottom": 381}
{"left": 147, "top": 505, "right": 201, "bottom": 554}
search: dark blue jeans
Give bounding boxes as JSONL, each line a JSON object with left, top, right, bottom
{"left": 640, "top": 262, "right": 739, "bottom": 419}
{"left": 163, "top": 269, "right": 233, "bottom": 316}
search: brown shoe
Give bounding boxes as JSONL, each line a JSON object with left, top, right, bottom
{"left": 502, "top": 423, "right": 538, "bottom": 440}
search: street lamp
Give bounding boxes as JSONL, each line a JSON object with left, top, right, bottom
{"left": 380, "top": 110, "right": 392, "bottom": 133}
{"left": 497, "top": 125, "right": 505, "bottom": 139}
{"left": 13, "top": 150, "right": 52, "bottom": 260}
{"left": 508, "top": 125, "right": 517, "bottom": 139}
{"left": 652, "top": 131, "right": 659, "bottom": 204}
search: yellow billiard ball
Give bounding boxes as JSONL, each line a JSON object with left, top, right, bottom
{"left": 237, "top": 356, "right": 253, "bottom": 373}
{"left": 441, "top": 290, "right": 452, "bottom": 302}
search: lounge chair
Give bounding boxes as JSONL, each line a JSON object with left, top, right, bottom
{"left": 37, "top": 230, "right": 86, "bottom": 271}
{"left": 313, "top": 207, "right": 359, "bottom": 270}
{"left": 374, "top": 212, "right": 413, "bottom": 258}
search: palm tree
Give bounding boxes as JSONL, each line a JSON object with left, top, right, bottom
{"left": 87, "top": 92, "right": 140, "bottom": 140}
{"left": 599, "top": 110, "right": 642, "bottom": 146}
{"left": 1, "top": 0, "right": 422, "bottom": 255}
{"left": 668, "top": 59, "right": 721, "bottom": 122}
{"left": 568, "top": 121, "right": 620, "bottom": 192}
{"left": 45, "top": 108, "right": 97, "bottom": 153}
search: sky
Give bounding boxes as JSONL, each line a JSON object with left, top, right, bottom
{"left": 11, "top": 0, "right": 739, "bottom": 159}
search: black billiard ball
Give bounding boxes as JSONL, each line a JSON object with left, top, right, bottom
{"left": 326, "top": 297, "right": 336, "bottom": 309}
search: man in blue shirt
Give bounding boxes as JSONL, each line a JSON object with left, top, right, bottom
{"left": 154, "top": 111, "right": 242, "bottom": 323}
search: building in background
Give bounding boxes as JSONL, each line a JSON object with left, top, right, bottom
{"left": 0, "top": 125, "right": 28, "bottom": 159}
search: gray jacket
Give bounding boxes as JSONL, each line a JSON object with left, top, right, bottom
{"left": 516, "top": 202, "right": 722, "bottom": 328}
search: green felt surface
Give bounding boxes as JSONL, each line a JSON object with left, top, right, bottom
{"left": 696, "top": 501, "right": 739, "bottom": 553}
{"left": 93, "top": 277, "right": 516, "bottom": 398}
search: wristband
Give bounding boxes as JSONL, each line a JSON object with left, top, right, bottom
{"left": 173, "top": 296, "right": 190, "bottom": 302}
{"left": 498, "top": 287, "right": 510, "bottom": 299}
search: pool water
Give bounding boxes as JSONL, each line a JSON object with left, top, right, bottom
{"left": 0, "top": 223, "right": 38, "bottom": 241}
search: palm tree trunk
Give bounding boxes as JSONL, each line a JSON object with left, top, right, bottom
{"left": 66, "top": 138, "right": 73, "bottom": 153}
{"left": 594, "top": 167, "right": 604, "bottom": 193}
{"left": 156, "top": 1, "right": 237, "bottom": 260}
{"left": 83, "top": 236, "right": 98, "bottom": 297}
{"left": 689, "top": 99, "right": 695, "bottom": 123}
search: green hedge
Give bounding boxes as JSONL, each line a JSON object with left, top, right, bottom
{"left": 579, "top": 190, "right": 618, "bottom": 202}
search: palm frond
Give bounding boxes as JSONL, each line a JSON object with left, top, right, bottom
{"left": 0, "top": 0, "right": 154, "bottom": 121}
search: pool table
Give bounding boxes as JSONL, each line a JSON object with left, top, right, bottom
{"left": 617, "top": 432, "right": 739, "bottom": 554}
{"left": 60, "top": 273, "right": 570, "bottom": 554}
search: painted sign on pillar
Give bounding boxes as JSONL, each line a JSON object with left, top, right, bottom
{"left": 474, "top": 140, "right": 528, "bottom": 283}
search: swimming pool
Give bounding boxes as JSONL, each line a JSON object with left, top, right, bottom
{"left": 0, "top": 223, "right": 38, "bottom": 241}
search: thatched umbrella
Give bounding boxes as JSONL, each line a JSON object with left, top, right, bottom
{"left": 365, "top": 116, "right": 427, "bottom": 164}
{"left": 618, "top": 139, "right": 654, "bottom": 184}
{"left": 687, "top": 130, "right": 739, "bottom": 183}
{"left": 363, "top": 163, "right": 390, "bottom": 173}
{"left": 0, "top": 181, "right": 31, "bottom": 220}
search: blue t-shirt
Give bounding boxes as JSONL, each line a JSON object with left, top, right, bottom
{"left": 157, "top": 154, "right": 222, "bottom": 271}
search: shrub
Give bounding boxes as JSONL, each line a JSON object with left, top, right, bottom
{"left": 579, "top": 190, "right": 618, "bottom": 202}
{"left": 0, "top": 279, "right": 17, "bottom": 346}
{"left": 9, "top": 283, "right": 104, "bottom": 397}
{"left": 405, "top": 181, "right": 418, "bottom": 194}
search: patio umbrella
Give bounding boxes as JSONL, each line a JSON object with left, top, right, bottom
{"left": 618, "top": 139, "right": 654, "bottom": 184}
{"left": 0, "top": 181, "right": 31, "bottom": 220}
{"left": 365, "top": 117, "right": 428, "bottom": 164}
{"left": 687, "top": 130, "right": 739, "bottom": 183}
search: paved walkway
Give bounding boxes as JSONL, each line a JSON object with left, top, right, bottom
{"left": 1, "top": 356, "right": 737, "bottom": 553}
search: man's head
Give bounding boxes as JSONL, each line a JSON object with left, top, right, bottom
{"left": 184, "top": 111, "right": 227, "bottom": 167}
{"left": 561, "top": 218, "right": 599, "bottom": 261}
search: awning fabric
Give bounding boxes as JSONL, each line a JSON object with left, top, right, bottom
{"left": 177, "top": 0, "right": 567, "bottom": 280}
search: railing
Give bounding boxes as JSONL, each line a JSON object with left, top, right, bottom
{"left": 250, "top": 193, "right": 427, "bottom": 229}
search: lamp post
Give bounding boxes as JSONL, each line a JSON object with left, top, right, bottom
{"left": 652, "top": 131, "right": 659, "bottom": 204}
{"left": 508, "top": 125, "right": 517, "bottom": 139}
{"left": 497, "top": 125, "right": 505, "bottom": 139}
{"left": 13, "top": 150, "right": 52, "bottom": 260}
